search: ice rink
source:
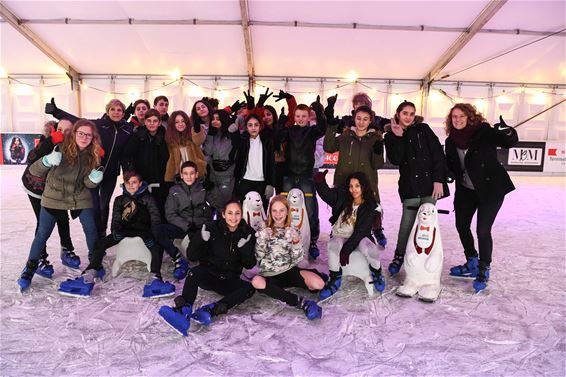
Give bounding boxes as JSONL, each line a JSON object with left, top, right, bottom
{"left": 1, "top": 165, "right": 565, "bottom": 376}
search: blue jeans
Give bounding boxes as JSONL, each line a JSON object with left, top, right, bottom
{"left": 283, "top": 175, "right": 319, "bottom": 243}
{"left": 27, "top": 207, "right": 98, "bottom": 262}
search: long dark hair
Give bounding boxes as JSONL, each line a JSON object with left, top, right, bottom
{"left": 263, "top": 105, "right": 279, "bottom": 128}
{"left": 341, "top": 172, "right": 374, "bottom": 223}
{"left": 212, "top": 109, "right": 232, "bottom": 138}
{"left": 190, "top": 100, "right": 212, "bottom": 127}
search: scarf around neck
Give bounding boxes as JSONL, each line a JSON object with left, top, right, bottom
{"left": 449, "top": 122, "right": 481, "bottom": 149}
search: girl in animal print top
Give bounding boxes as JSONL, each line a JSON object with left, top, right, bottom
{"left": 252, "top": 195, "right": 325, "bottom": 320}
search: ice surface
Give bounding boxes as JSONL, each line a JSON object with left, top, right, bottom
{"left": 1, "top": 165, "right": 565, "bottom": 376}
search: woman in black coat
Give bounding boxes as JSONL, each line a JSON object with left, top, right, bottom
{"left": 445, "top": 103, "right": 518, "bottom": 292}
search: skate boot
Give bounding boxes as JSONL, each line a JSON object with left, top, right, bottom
{"left": 373, "top": 228, "right": 387, "bottom": 248}
{"left": 58, "top": 270, "right": 96, "bottom": 297}
{"left": 61, "top": 247, "right": 81, "bottom": 269}
{"left": 36, "top": 258, "right": 54, "bottom": 279}
{"left": 143, "top": 277, "right": 175, "bottom": 298}
{"left": 299, "top": 297, "right": 322, "bottom": 320}
{"left": 159, "top": 296, "right": 193, "bottom": 336}
{"left": 318, "top": 269, "right": 342, "bottom": 301}
{"left": 191, "top": 302, "right": 229, "bottom": 326}
{"left": 308, "top": 241, "right": 320, "bottom": 260}
{"left": 473, "top": 263, "right": 491, "bottom": 293}
{"left": 370, "top": 266, "right": 386, "bottom": 293}
{"left": 388, "top": 253, "right": 404, "bottom": 276}
{"left": 17, "top": 260, "right": 38, "bottom": 292}
{"left": 450, "top": 256, "right": 479, "bottom": 278}
{"left": 173, "top": 254, "right": 189, "bottom": 280}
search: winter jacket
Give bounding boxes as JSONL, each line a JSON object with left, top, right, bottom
{"left": 324, "top": 125, "right": 384, "bottom": 202}
{"left": 337, "top": 110, "right": 388, "bottom": 133}
{"left": 203, "top": 126, "right": 239, "bottom": 178}
{"left": 445, "top": 123, "right": 518, "bottom": 203}
{"left": 124, "top": 126, "right": 169, "bottom": 184}
{"left": 234, "top": 131, "right": 275, "bottom": 185}
{"left": 51, "top": 109, "right": 133, "bottom": 177}
{"left": 276, "top": 113, "right": 327, "bottom": 177}
{"left": 164, "top": 141, "right": 207, "bottom": 182}
{"left": 29, "top": 149, "right": 100, "bottom": 210}
{"left": 164, "top": 178, "right": 212, "bottom": 231}
{"left": 255, "top": 226, "right": 303, "bottom": 277}
{"left": 384, "top": 122, "right": 449, "bottom": 201}
{"left": 187, "top": 219, "right": 257, "bottom": 279}
{"left": 315, "top": 178, "right": 377, "bottom": 258}
{"left": 110, "top": 181, "right": 161, "bottom": 237}
{"left": 22, "top": 135, "right": 57, "bottom": 198}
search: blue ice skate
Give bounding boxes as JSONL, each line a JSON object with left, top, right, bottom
{"left": 308, "top": 242, "right": 320, "bottom": 260}
{"left": 191, "top": 303, "right": 216, "bottom": 326}
{"left": 173, "top": 257, "right": 189, "bottom": 280}
{"left": 373, "top": 228, "right": 387, "bottom": 248}
{"left": 318, "top": 270, "right": 342, "bottom": 301}
{"left": 370, "top": 267, "right": 386, "bottom": 293}
{"left": 159, "top": 304, "right": 192, "bottom": 336}
{"left": 58, "top": 276, "right": 94, "bottom": 297}
{"left": 143, "top": 279, "right": 175, "bottom": 298}
{"left": 301, "top": 299, "right": 322, "bottom": 320}
{"left": 61, "top": 248, "right": 81, "bottom": 269}
{"left": 17, "top": 261, "right": 38, "bottom": 292}
{"left": 388, "top": 254, "right": 404, "bottom": 276}
{"left": 450, "top": 257, "right": 479, "bottom": 279}
{"left": 36, "top": 259, "right": 54, "bottom": 279}
{"left": 473, "top": 266, "right": 491, "bottom": 293}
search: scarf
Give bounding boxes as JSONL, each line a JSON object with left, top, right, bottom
{"left": 449, "top": 122, "right": 481, "bottom": 149}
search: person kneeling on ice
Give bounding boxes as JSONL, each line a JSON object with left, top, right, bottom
{"left": 314, "top": 170, "right": 386, "bottom": 300}
{"left": 18, "top": 120, "right": 103, "bottom": 292}
{"left": 158, "top": 200, "right": 256, "bottom": 336}
{"left": 252, "top": 195, "right": 325, "bottom": 320}
{"left": 58, "top": 170, "right": 175, "bottom": 298}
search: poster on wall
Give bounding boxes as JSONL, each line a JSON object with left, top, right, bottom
{"left": 321, "top": 150, "right": 398, "bottom": 170}
{"left": 544, "top": 141, "right": 566, "bottom": 173}
{"left": 497, "top": 141, "right": 546, "bottom": 172}
{"left": 1, "top": 133, "right": 43, "bottom": 165}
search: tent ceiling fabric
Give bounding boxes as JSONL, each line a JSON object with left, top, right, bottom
{"left": 2, "top": 0, "right": 565, "bottom": 84}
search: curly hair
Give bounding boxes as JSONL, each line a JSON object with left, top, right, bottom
{"left": 341, "top": 171, "right": 374, "bottom": 223}
{"left": 165, "top": 110, "right": 193, "bottom": 146}
{"left": 266, "top": 195, "right": 291, "bottom": 230}
{"left": 61, "top": 119, "right": 101, "bottom": 169}
{"left": 445, "top": 103, "right": 486, "bottom": 135}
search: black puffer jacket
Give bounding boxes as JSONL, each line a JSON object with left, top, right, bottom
{"left": 315, "top": 178, "right": 377, "bottom": 258}
{"left": 187, "top": 219, "right": 257, "bottom": 279}
{"left": 164, "top": 178, "right": 212, "bottom": 231}
{"left": 124, "top": 126, "right": 169, "bottom": 184}
{"left": 445, "top": 123, "right": 518, "bottom": 203}
{"left": 234, "top": 130, "right": 275, "bottom": 185}
{"left": 111, "top": 181, "right": 161, "bottom": 237}
{"left": 384, "top": 122, "right": 449, "bottom": 201}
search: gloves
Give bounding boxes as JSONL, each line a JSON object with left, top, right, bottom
{"left": 88, "top": 168, "right": 104, "bottom": 184}
{"left": 325, "top": 94, "right": 338, "bottom": 120}
{"left": 257, "top": 87, "right": 273, "bottom": 107}
{"left": 273, "top": 90, "right": 293, "bottom": 102}
{"left": 230, "top": 100, "right": 245, "bottom": 114}
{"left": 45, "top": 97, "right": 58, "bottom": 115}
{"left": 264, "top": 185, "right": 274, "bottom": 199}
{"left": 51, "top": 128, "right": 64, "bottom": 144}
{"left": 42, "top": 149, "right": 62, "bottom": 168}
{"left": 339, "top": 249, "right": 350, "bottom": 266}
{"left": 310, "top": 95, "right": 324, "bottom": 116}
{"left": 124, "top": 102, "right": 134, "bottom": 120}
{"left": 373, "top": 139, "right": 384, "bottom": 155}
{"left": 237, "top": 234, "right": 252, "bottom": 248}
{"left": 243, "top": 90, "right": 255, "bottom": 110}
{"left": 313, "top": 169, "right": 328, "bottom": 184}
{"left": 228, "top": 123, "right": 239, "bottom": 133}
{"left": 201, "top": 224, "right": 211, "bottom": 241}
{"left": 494, "top": 115, "right": 512, "bottom": 133}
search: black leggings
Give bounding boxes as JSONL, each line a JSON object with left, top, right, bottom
{"left": 181, "top": 265, "right": 255, "bottom": 310}
{"left": 258, "top": 267, "right": 320, "bottom": 307}
{"left": 454, "top": 185, "right": 504, "bottom": 266}
{"left": 28, "top": 195, "right": 74, "bottom": 255}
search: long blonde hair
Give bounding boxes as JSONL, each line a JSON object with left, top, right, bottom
{"left": 61, "top": 119, "right": 101, "bottom": 169}
{"left": 266, "top": 195, "right": 291, "bottom": 230}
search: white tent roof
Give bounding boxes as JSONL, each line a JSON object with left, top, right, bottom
{"left": 1, "top": 0, "right": 565, "bottom": 85}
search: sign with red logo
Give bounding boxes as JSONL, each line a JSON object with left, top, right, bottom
{"left": 544, "top": 141, "right": 566, "bottom": 173}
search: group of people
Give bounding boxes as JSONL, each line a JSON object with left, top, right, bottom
{"left": 17, "top": 89, "right": 518, "bottom": 335}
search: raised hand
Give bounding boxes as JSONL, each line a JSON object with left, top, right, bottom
{"left": 243, "top": 90, "right": 255, "bottom": 110}
{"left": 274, "top": 89, "right": 293, "bottom": 102}
{"left": 257, "top": 87, "right": 273, "bottom": 107}
{"left": 230, "top": 99, "right": 245, "bottom": 114}
{"left": 310, "top": 95, "right": 323, "bottom": 115}
{"left": 45, "top": 97, "right": 58, "bottom": 115}
{"left": 390, "top": 116, "right": 404, "bottom": 137}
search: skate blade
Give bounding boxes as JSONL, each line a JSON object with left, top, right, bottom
{"left": 395, "top": 291, "right": 414, "bottom": 298}
{"left": 417, "top": 296, "right": 437, "bottom": 303}
{"left": 144, "top": 291, "right": 176, "bottom": 299}
{"left": 317, "top": 294, "right": 336, "bottom": 304}
{"left": 449, "top": 273, "right": 477, "bottom": 279}
{"left": 159, "top": 314, "right": 188, "bottom": 337}
{"left": 57, "top": 290, "right": 91, "bottom": 298}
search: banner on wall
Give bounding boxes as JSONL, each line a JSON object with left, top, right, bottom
{"left": 497, "top": 141, "right": 546, "bottom": 172}
{"left": 544, "top": 141, "right": 566, "bottom": 173}
{"left": 321, "top": 150, "right": 398, "bottom": 169}
{"left": 1, "top": 133, "right": 43, "bottom": 165}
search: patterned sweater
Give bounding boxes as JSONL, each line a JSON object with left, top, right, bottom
{"left": 255, "top": 225, "right": 303, "bottom": 277}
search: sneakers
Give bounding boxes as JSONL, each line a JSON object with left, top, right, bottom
{"left": 318, "top": 270, "right": 342, "bottom": 301}
{"left": 388, "top": 254, "right": 404, "bottom": 276}
{"left": 308, "top": 242, "right": 320, "bottom": 260}
{"left": 143, "top": 278, "right": 175, "bottom": 298}
{"left": 159, "top": 300, "right": 192, "bottom": 336}
{"left": 473, "top": 264, "right": 491, "bottom": 293}
{"left": 173, "top": 256, "right": 189, "bottom": 280}
{"left": 61, "top": 247, "right": 81, "bottom": 269}
{"left": 300, "top": 299, "right": 322, "bottom": 320}
{"left": 17, "top": 260, "right": 38, "bottom": 292}
{"left": 36, "top": 259, "right": 54, "bottom": 279}
{"left": 370, "top": 266, "right": 386, "bottom": 293}
{"left": 373, "top": 228, "right": 387, "bottom": 248}
{"left": 58, "top": 276, "right": 95, "bottom": 297}
{"left": 450, "top": 256, "right": 479, "bottom": 278}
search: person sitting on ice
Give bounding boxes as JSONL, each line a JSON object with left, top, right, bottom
{"left": 58, "top": 170, "right": 175, "bottom": 298}
{"left": 158, "top": 200, "right": 257, "bottom": 336}
{"left": 313, "top": 170, "right": 386, "bottom": 300}
{"left": 252, "top": 195, "right": 325, "bottom": 320}
{"left": 152, "top": 161, "right": 213, "bottom": 280}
